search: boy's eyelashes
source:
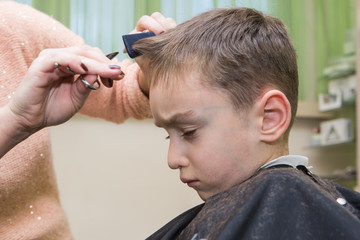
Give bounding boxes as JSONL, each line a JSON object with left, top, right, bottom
{"left": 181, "top": 129, "right": 197, "bottom": 138}
{"left": 165, "top": 129, "right": 197, "bottom": 140}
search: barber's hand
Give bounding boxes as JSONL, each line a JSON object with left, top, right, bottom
{"left": 132, "top": 12, "right": 176, "bottom": 35}
{"left": 9, "top": 46, "right": 124, "bottom": 135}
{"left": 132, "top": 12, "right": 176, "bottom": 96}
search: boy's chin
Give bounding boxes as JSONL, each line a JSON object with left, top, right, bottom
{"left": 196, "top": 190, "right": 218, "bottom": 201}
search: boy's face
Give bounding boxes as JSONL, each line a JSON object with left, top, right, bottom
{"left": 150, "top": 74, "right": 262, "bottom": 201}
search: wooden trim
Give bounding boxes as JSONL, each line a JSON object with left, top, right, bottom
{"left": 355, "top": 0, "right": 360, "bottom": 191}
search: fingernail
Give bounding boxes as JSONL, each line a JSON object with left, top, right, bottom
{"left": 81, "top": 63, "right": 88, "bottom": 72}
{"left": 106, "top": 52, "right": 119, "bottom": 60}
{"left": 108, "top": 79, "right": 113, "bottom": 87}
{"left": 109, "top": 65, "right": 121, "bottom": 70}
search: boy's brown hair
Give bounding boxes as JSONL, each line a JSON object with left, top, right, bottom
{"left": 134, "top": 8, "right": 298, "bottom": 132}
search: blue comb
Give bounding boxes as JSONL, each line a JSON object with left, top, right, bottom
{"left": 122, "top": 32, "right": 155, "bottom": 58}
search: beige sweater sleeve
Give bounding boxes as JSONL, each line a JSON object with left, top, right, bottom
{"left": 1, "top": 0, "right": 152, "bottom": 123}
{"left": 0, "top": 1, "right": 150, "bottom": 239}
{"left": 80, "top": 60, "right": 152, "bottom": 122}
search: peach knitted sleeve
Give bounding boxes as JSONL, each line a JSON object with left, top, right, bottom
{"left": 0, "top": 1, "right": 151, "bottom": 239}
{"left": 0, "top": 2, "right": 78, "bottom": 239}
{"left": 1, "top": 0, "right": 152, "bottom": 122}
{"left": 80, "top": 60, "right": 152, "bottom": 122}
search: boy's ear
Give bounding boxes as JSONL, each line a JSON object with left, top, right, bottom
{"left": 255, "top": 90, "right": 291, "bottom": 142}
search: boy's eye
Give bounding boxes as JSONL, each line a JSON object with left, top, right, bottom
{"left": 164, "top": 129, "right": 198, "bottom": 140}
{"left": 181, "top": 129, "right": 197, "bottom": 138}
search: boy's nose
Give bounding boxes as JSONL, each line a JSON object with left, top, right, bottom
{"left": 167, "top": 141, "right": 189, "bottom": 170}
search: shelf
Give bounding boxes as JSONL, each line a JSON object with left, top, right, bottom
{"left": 296, "top": 101, "right": 334, "bottom": 119}
{"left": 321, "top": 166, "right": 357, "bottom": 181}
{"left": 306, "top": 140, "right": 355, "bottom": 149}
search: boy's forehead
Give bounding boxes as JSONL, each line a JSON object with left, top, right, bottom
{"left": 150, "top": 73, "right": 198, "bottom": 99}
{"left": 150, "top": 74, "right": 238, "bottom": 123}
{"left": 150, "top": 83, "right": 199, "bottom": 128}
{"left": 149, "top": 60, "right": 204, "bottom": 87}
{"left": 150, "top": 68, "right": 208, "bottom": 93}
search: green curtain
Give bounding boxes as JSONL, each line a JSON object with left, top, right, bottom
{"left": 31, "top": 0, "right": 71, "bottom": 27}
{"left": 268, "top": 0, "right": 355, "bottom": 101}
{"left": 134, "top": 0, "right": 161, "bottom": 25}
{"left": 19, "top": 0, "right": 356, "bottom": 102}
{"left": 156, "top": 0, "right": 356, "bottom": 101}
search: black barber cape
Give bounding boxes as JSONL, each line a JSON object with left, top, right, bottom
{"left": 147, "top": 167, "right": 360, "bottom": 240}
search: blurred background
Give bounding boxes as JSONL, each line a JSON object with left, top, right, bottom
{"left": 11, "top": 0, "right": 359, "bottom": 239}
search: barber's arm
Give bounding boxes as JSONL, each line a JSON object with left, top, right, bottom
{"left": 0, "top": 46, "right": 124, "bottom": 158}
{"left": 79, "top": 12, "right": 176, "bottom": 121}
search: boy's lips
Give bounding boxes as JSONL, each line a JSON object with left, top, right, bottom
{"left": 180, "top": 177, "right": 199, "bottom": 187}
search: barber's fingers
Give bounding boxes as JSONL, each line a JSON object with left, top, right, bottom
{"left": 133, "top": 14, "right": 162, "bottom": 34}
{"left": 31, "top": 49, "right": 124, "bottom": 81}
{"left": 134, "top": 13, "right": 176, "bottom": 35}
{"left": 150, "top": 12, "right": 176, "bottom": 30}
{"left": 61, "top": 45, "right": 113, "bottom": 64}
{"left": 32, "top": 50, "right": 85, "bottom": 75}
{"left": 36, "top": 46, "right": 118, "bottom": 74}
{"left": 79, "top": 57, "right": 123, "bottom": 79}
{"left": 48, "top": 47, "right": 124, "bottom": 90}
{"left": 100, "top": 70, "right": 125, "bottom": 88}
{"left": 64, "top": 45, "right": 119, "bottom": 65}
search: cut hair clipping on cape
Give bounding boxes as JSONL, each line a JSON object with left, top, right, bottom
{"left": 122, "top": 32, "right": 155, "bottom": 58}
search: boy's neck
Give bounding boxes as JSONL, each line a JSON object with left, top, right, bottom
{"left": 259, "top": 140, "right": 289, "bottom": 168}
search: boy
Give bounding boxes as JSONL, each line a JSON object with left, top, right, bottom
{"left": 133, "top": 8, "right": 360, "bottom": 239}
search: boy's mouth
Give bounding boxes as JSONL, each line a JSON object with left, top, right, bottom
{"left": 181, "top": 177, "right": 199, "bottom": 187}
